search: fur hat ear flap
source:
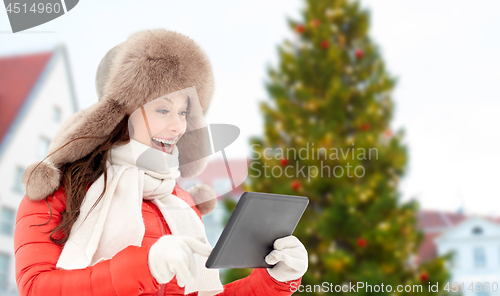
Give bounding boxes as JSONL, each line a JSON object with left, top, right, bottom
{"left": 23, "top": 160, "right": 61, "bottom": 201}
{"left": 177, "top": 126, "right": 212, "bottom": 178}
{"left": 178, "top": 127, "right": 217, "bottom": 215}
{"left": 22, "top": 99, "right": 127, "bottom": 201}
{"left": 188, "top": 184, "right": 217, "bottom": 216}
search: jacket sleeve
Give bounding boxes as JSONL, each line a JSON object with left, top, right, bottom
{"left": 217, "top": 269, "right": 301, "bottom": 295}
{"left": 14, "top": 191, "right": 160, "bottom": 296}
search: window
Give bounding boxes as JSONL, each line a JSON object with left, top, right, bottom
{"left": 472, "top": 226, "right": 483, "bottom": 235}
{"left": 473, "top": 247, "right": 486, "bottom": 268}
{"left": 0, "top": 207, "right": 15, "bottom": 236}
{"left": 38, "top": 136, "right": 50, "bottom": 159}
{"left": 0, "top": 253, "right": 8, "bottom": 291}
{"left": 451, "top": 249, "right": 459, "bottom": 268}
{"left": 13, "top": 166, "right": 24, "bottom": 194}
{"left": 52, "top": 106, "right": 61, "bottom": 122}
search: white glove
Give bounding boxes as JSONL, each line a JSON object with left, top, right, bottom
{"left": 265, "top": 235, "right": 308, "bottom": 282}
{"left": 148, "top": 235, "right": 213, "bottom": 287}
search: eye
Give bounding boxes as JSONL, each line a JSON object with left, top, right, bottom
{"left": 157, "top": 109, "right": 169, "bottom": 114}
{"left": 180, "top": 111, "right": 190, "bottom": 116}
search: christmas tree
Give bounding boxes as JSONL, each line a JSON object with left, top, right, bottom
{"left": 222, "top": 0, "right": 452, "bottom": 295}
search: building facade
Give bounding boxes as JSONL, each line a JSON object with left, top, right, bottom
{"left": 0, "top": 45, "right": 78, "bottom": 295}
{"left": 417, "top": 210, "right": 500, "bottom": 296}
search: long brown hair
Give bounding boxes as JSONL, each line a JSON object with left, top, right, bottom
{"left": 29, "top": 115, "right": 131, "bottom": 245}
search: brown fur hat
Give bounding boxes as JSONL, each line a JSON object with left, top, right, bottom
{"left": 23, "top": 29, "right": 217, "bottom": 215}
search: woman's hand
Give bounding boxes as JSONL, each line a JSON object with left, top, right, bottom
{"left": 148, "top": 235, "right": 212, "bottom": 287}
{"left": 265, "top": 235, "right": 308, "bottom": 282}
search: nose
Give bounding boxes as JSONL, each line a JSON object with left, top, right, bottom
{"left": 167, "top": 113, "right": 184, "bottom": 134}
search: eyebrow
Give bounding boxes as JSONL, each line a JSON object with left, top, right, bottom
{"left": 162, "top": 95, "right": 189, "bottom": 105}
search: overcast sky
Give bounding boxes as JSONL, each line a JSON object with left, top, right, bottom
{"left": 1, "top": 0, "right": 499, "bottom": 216}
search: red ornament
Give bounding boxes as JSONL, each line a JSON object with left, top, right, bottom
{"left": 321, "top": 40, "right": 329, "bottom": 49}
{"left": 312, "top": 19, "right": 320, "bottom": 27}
{"left": 357, "top": 238, "right": 366, "bottom": 248}
{"left": 292, "top": 181, "right": 300, "bottom": 191}
{"left": 419, "top": 272, "right": 428, "bottom": 281}
{"left": 296, "top": 24, "right": 305, "bottom": 33}
{"left": 280, "top": 158, "right": 289, "bottom": 166}
{"left": 355, "top": 49, "right": 364, "bottom": 59}
{"left": 361, "top": 123, "right": 370, "bottom": 131}
{"left": 385, "top": 129, "right": 392, "bottom": 137}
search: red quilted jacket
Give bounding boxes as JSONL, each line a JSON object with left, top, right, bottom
{"left": 14, "top": 184, "right": 301, "bottom": 296}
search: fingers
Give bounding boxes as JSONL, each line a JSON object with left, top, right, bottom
{"left": 172, "top": 260, "right": 195, "bottom": 287}
{"left": 280, "top": 253, "right": 308, "bottom": 271}
{"left": 149, "top": 235, "right": 203, "bottom": 287}
{"left": 180, "top": 236, "right": 213, "bottom": 257}
{"left": 274, "top": 235, "right": 302, "bottom": 250}
{"left": 266, "top": 248, "right": 302, "bottom": 264}
{"left": 266, "top": 250, "right": 307, "bottom": 271}
{"left": 265, "top": 250, "right": 283, "bottom": 265}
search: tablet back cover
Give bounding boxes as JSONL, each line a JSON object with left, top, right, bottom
{"left": 206, "top": 192, "right": 308, "bottom": 269}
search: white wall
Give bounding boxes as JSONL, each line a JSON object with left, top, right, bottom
{"left": 436, "top": 217, "right": 500, "bottom": 295}
{"left": 0, "top": 47, "right": 76, "bottom": 293}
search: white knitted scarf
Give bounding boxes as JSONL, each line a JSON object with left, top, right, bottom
{"left": 56, "top": 139, "right": 223, "bottom": 296}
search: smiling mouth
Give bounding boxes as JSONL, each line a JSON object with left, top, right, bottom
{"left": 151, "top": 137, "right": 178, "bottom": 154}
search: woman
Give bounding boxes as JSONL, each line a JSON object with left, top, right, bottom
{"left": 15, "top": 29, "right": 308, "bottom": 296}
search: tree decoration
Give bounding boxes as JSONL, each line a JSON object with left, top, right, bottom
{"left": 306, "top": 101, "right": 317, "bottom": 111}
{"left": 325, "top": 8, "right": 335, "bottom": 18}
{"left": 280, "top": 158, "right": 289, "bottom": 166}
{"left": 312, "top": 19, "right": 320, "bottom": 27}
{"left": 361, "top": 123, "right": 370, "bottom": 131}
{"left": 355, "top": 49, "right": 364, "bottom": 59}
{"left": 310, "top": 253, "right": 318, "bottom": 264}
{"left": 292, "top": 180, "right": 300, "bottom": 191}
{"left": 420, "top": 272, "right": 428, "bottom": 282}
{"left": 337, "top": 34, "right": 346, "bottom": 47}
{"left": 296, "top": 24, "right": 305, "bottom": 33}
{"left": 321, "top": 40, "right": 329, "bottom": 49}
{"left": 332, "top": 260, "right": 344, "bottom": 272}
{"left": 358, "top": 238, "right": 367, "bottom": 248}
{"left": 330, "top": 8, "right": 344, "bottom": 18}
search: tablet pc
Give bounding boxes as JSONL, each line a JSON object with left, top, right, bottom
{"left": 205, "top": 191, "right": 309, "bottom": 269}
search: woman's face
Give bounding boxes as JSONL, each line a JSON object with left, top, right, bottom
{"left": 129, "top": 92, "right": 189, "bottom": 154}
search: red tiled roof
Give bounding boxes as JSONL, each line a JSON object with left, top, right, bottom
{"left": 416, "top": 209, "right": 467, "bottom": 229}
{"left": 415, "top": 232, "right": 441, "bottom": 265}
{"left": 0, "top": 51, "right": 53, "bottom": 144}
